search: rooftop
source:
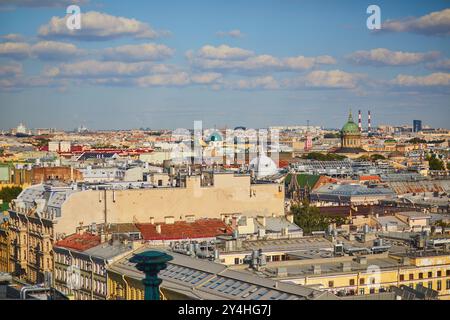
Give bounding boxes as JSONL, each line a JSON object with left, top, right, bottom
{"left": 136, "top": 218, "right": 233, "bottom": 241}
{"left": 108, "top": 248, "right": 338, "bottom": 300}
{"left": 55, "top": 232, "right": 101, "bottom": 252}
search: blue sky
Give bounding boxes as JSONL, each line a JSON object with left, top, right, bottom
{"left": 0, "top": 0, "right": 449, "bottom": 130}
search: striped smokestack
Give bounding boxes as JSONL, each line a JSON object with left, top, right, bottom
{"left": 368, "top": 110, "right": 372, "bottom": 134}
{"left": 358, "top": 110, "right": 362, "bottom": 132}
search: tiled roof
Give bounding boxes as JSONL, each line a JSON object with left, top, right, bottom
{"left": 55, "top": 232, "right": 101, "bottom": 252}
{"left": 359, "top": 175, "right": 381, "bottom": 181}
{"left": 136, "top": 219, "right": 233, "bottom": 241}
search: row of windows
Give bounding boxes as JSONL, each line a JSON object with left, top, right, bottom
{"left": 233, "top": 254, "right": 287, "bottom": 265}
{"left": 327, "top": 278, "right": 450, "bottom": 291}
{"left": 55, "top": 253, "right": 105, "bottom": 276}
{"left": 399, "top": 270, "right": 450, "bottom": 281}
{"left": 55, "top": 268, "right": 107, "bottom": 295}
{"left": 109, "top": 280, "right": 144, "bottom": 300}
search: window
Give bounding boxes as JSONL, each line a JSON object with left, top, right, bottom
{"left": 349, "top": 279, "right": 355, "bottom": 286}
{"left": 360, "top": 278, "right": 365, "bottom": 285}
{"left": 400, "top": 274, "right": 404, "bottom": 281}
{"left": 428, "top": 271, "right": 433, "bottom": 278}
{"left": 409, "top": 274, "right": 414, "bottom": 280}
{"left": 328, "top": 281, "right": 334, "bottom": 288}
{"left": 369, "top": 288, "right": 375, "bottom": 294}
{"left": 446, "top": 280, "right": 450, "bottom": 290}
{"left": 437, "top": 280, "right": 442, "bottom": 291}
{"left": 418, "top": 272, "right": 423, "bottom": 279}
{"left": 234, "top": 258, "right": 240, "bottom": 265}
{"left": 437, "top": 271, "right": 442, "bottom": 277}
{"left": 446, "top": 270, "right": 450, "bottom": 277}
{"left": 359, "top": 288, "right": 365, "bottom": 295}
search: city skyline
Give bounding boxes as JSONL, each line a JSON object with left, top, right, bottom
{"left": 0, "top": 0, "right": 449, "bottom": 130}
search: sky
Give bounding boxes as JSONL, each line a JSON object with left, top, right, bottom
{"left": 0, "top": 0, "right": 449, "bottom": 130}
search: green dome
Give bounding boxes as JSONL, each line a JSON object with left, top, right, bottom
{"left": 341, "top": 111, "right": 360, "bottom": 134}
{"left": 208, "top": 131, "right": 223, "bottom": 142}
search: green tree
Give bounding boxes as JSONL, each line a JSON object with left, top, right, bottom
{"left": 428, "top": 155, "right": 445, "bottom": 170}
{"left": 301, "top": 152, "right": 346, "bottom": 161}
{"left": 0, "top": 186, "right": 23, "bottom": 204}
{"left": 291, "top": 200, "right": 346, "bottom": 235}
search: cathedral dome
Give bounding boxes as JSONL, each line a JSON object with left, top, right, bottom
{"left": 341, "top": 111, "right": 359, "bottom": 134}
{"left": 207, "top": 131, "right": 223, "bottom": 142}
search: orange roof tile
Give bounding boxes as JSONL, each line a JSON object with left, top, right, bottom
{"left": 136, "top": 218, "right": 233, "bottom": 241}
{"left": 55, "top": 233, "right": 101, "bottom": 252}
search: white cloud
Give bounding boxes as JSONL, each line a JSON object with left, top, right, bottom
{"left": 188, "top": 45, "right": 336, "bottom": 74}
{"left": 286, "top": 70, "right": 363, "bottom": 89}
{"left": 382, "top": 8, "right": 450, "bottom": 36}
{"left": 0, "top": 62, "right": 22, "bottom": 77}
{"left": 102, "top": 43, "right": 174, "bottom": 62}
{"left": 216, "top": 29, "right": 244, "bottom": 38}
{"left": 0, "top": 40, "right": 87, "bottom": 61}
{"left": 231, "top": 76, "right": 279, "bottom": 90}
{"left": 136, "top": 72, "right": 191, "bottom": 87}
{"left": 190, "top": 72, "right": 222, "bottom": 84}
{"left": 427, "top": 59, "right": 450, "bottom": 72}
{"left": 195, "top": 44, "right": 254, "bottom": 60}
{"left": 390, "top": 72, "right": 450, "bottom": 87}
{"left": 347, "top": 48, "right": 440, "bottom": 66}
{"left": 44, "top": 60, "right": 172, "bottom": 78}
{"left": 283, "top": 55, "right": 336, "bottom": 70}
{"left": 1, "top": 33, "right": 24, "bottom": 42}
{"left": 38, "top": 11, "right": 169, "bottom": 41}
{"left": 31, "top": 41, "right": 85, "bottom": 60}
{"left": 0, "top": 42, "right": 30, "bottom": 59}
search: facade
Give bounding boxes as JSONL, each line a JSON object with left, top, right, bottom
{"left": 7, "top": 208, "right": 54, "bottom": 284}
{"left": 0, "top": 215, "right": 10, "bottom": 273}
{"left": 53, "top": 232, "right": 138, "bottom": 300}
{"left": 32, "top": 166, "right": 83, "bottom": 184}
{"left": 11, "top": 172, "right": 285, "bottom": 237}
{"left": 266, "top": 251, "right": 450, "bottom": 300}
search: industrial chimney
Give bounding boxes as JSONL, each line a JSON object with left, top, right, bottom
{"left": 368, "top": 110, "right": 372, "bottom": 134}
{"left": 358, "top": 110, "right": 362, "bottom": 132}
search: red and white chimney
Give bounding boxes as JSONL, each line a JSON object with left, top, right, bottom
{"left": 368, "top": 110, "right": 372, "bottom": 134}
{"left": 358, "top": 110, "right": 362, "bottom": 132}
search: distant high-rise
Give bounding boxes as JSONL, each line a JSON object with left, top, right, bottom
{"left": 413, "top": 120, "right": 422, "bottom": 133}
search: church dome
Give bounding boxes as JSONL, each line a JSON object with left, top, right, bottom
{"left": 341, "top": 111, "right": 359, "bottom": 134}
{"left": 207, "top": 131, "right": 223, "bottom": 142}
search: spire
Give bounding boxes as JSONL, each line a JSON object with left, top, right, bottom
{"left": 348, "top": 108, "right": 354, "bottom": 122}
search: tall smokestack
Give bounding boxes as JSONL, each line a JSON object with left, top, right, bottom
{"left": 358, "top": 110, "right": 362, "bottom": 132}
{"left": 368, "top": 110, "right": 372, "bottom": 134}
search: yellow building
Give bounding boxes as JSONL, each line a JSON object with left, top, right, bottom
{"left": 7, "top": 208, "right": 54, "bottom": 284}
{"left": 0, "top": 215, "right": 11, "bottom": 273}
{"left": 266, "top": 251, "right": 450, "bottom": 300}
